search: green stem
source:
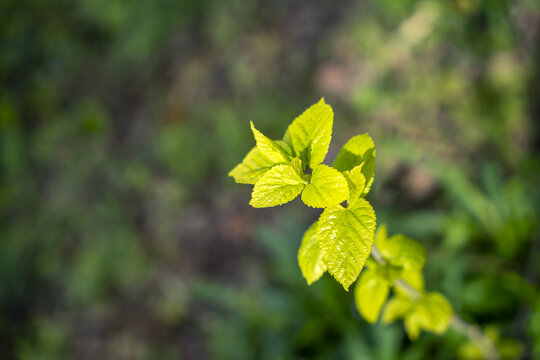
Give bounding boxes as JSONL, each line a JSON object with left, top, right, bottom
{"left": 371, "top": 246, "right": 500, "bottom": 360}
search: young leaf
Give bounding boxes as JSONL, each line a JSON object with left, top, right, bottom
{"left": 317, "top": 199, "right": 376, "bottom": 290}
{"left": 404, "top": 312, "right": 423, "bottom": 341}
{"left": 289, "top": 156, "right": 305, "bottom": 177}
{"left": 250, "top": 121, "right": 291, "bottom": 163}
{"left": 343, "top": 165, "right": 367, "bottom": 205}
{"left": 282, "top": 128, "right": 294, "bottom": 155}
{"left": 375, "top": 224, "right": 388, "bottom": 248}
{"left": 382, "top": 296, "right": 414, "bottom": 324}
{"left": 354, "top": 268, "right": 390, "bottom": 323}
{"left": 287, "top": 98, "right": 333, "bottom": 169}
{"left": 333, "top": 134, "right": 375, "bottom": 195}
{"left": 373, "top": 262, "right": 403, "bottom": 284}
{"left": 250, "top": 160, "right": 306, "bottom": 208}
{"left": 394, "top": 268, "right": 425, "bottom": 298}
{"left": 378, "top": 234, "right": 427, "bottom": 270}
{"left": 414, "top": 292, "right": 453, "bottom": 335}
{"left": 228, "top": 146, "right": 277, "bottom": 184}
{"left": 298, "top": 222, "right": 327, "bottom": 285}
{"left": 301, "top": 165, "right": 349, "bottom": 208}
{"left": 387, "top": 292, "right": 453, "bottom": 340}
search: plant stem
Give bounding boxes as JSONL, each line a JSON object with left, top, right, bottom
{"left": 371, "top": 246, "right": 500, "bottom": 360}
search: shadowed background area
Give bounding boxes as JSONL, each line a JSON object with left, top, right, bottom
{"left": 1, "top": 0, "right": 540, "bottom": 359}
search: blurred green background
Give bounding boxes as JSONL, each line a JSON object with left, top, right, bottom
{"left": 1, "top": 0, "right": 540, "bottom": 359}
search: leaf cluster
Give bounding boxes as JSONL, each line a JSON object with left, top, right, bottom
{"left": 354, "top": 225, "right": 453, "bottom": 340}
{"left": 230, "top": 99, "right": 453, "bottom": 341}
{"left": 230, "top": 99, "right": 376, "bottom": 291}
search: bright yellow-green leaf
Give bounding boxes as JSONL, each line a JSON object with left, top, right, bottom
{"left": 402, "top": 269, "right": 425, "bottom": 291}
{"left": 414, "top": 292, "right": 453, "bottom": 335}
{"left": 282, "top": 128, "right": 294, "bottom": 155}
{"left": 374, "top": 262, "right": 403, "bottom": 284}
{"left": 250, "top": 161, "right": 306, "bottom": 208}
{"left": 228, "top": 146, "right": 277, "bottom": 184}
{"left": 382, "top": 296, "right": 414, "bottom": 324}
{"left": 333, "top": 134, "right": 375, "bottom": 171}
{"left": 301, "top": 165, "right": 349, "bottom": 208}
{"left": 333, "top": 134, "right": 375, "bottom": 195}
{"left": 289, "top": 156, "right": 306, "bottom": 178}
{"left": 379, "top": 234, "right": 426, "bottom": 270}
{"left": 317, "top": 199, "right": 376, "bottom": 290}
{"left": 404, "top": 312, "right": 423, "bottom": 341}
{"left": 395, "top": 268, "right": 425, "bottom": 297}
{"left": 250, "top": 121, "right": 291, "bottom": 163}
{"left": 375, "top": 224, "right": 388, "bottom": 248}
{"left": 287, "top": 98, "right": 333, "bottom": 169}
{"left": 298, "top": 222, "right": 327, "bottom": 285}
{"left": 399, "top": 292, "right": 453, "bottom": 340}
{"left": 354, "top": 268, "right": 390, "bottom": 323}
{"left": 309, "top": 128, "right": 332, "bottom": 169}
{"left": 343, "top": 165, "right": 367, "bottom": 205}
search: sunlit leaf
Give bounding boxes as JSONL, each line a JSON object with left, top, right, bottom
{"left": 250, "top": 121, "right": 291, "bottom": 163}
{"left": 343, "top": 165, "right": 367, "bottom": 205}
{"left": 287, "top": 98, "right": 333, "bottom": 169}
{"left": 228, "top": 146, "right": 277, "bottom": 184}
{"left": 298, "top": 222, "right": 327, "bottom": 285}
{"left": 354, "top": 268, "right": 390, "bottom": 323}
{"left": 379, "top": 234, "right": 426, "bottom": 270}
{"left": 301, "top": 165, "right": 349, "bottom": 208}
{"left": 414, "top": 292, "right": 453, "bottom": 335}
{"left": 404, "top": 312, "right": 423, "bottom": 340}
{"left": 250, "top": 160, "right": 306, "bottom": 208}
{"left": 394, "top": 268, "right": 425, "bottom": 297}
{"left": 391, "top": 292, "right": 453, "bottom": 340}
{"left": 317, "top": 199, "right": 376, "bottom": 290}
{"left": 373, "top": 262, "right": 403, "bottom": 284}
{"left": 382, "top": 296, "right": 414, "bottom": 324}
{"left": 375, "top": 224, "right": 388, "bottom": 248}
{"left": 333, "top": 134, "right": 375, "bottom": 195}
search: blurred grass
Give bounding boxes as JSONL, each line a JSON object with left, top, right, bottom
{"left": 1, "top": 0, "right": 540, "bottom": 359}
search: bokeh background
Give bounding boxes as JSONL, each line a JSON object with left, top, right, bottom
{"left": 1, "top": 0, "right": 540, "bottom": 359}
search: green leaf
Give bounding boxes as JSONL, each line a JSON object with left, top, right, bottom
{"left": 402, "top": 269, "right": 425, "bottom": 291}
{"left": 404, "top": 312, "right": 423, "bottom": 341}
{"left": 333, "top": 134, "right": 375, "bottom": 195}
{"left": 287, "top": 98, "right": 333, "bottom": 169}
{"left": 382, "top": 296, "right": 414, "bottom": 324}
{"left": 343, "top": 165, "right": 366, "bottom": 205}
{"left": 317, "top": 199, "right": 377, "bottom": 290}
{"left": 394, "top": 292, "right": 453, "bottom": 340}
{"left": 378, "top": 234, "right": 426, "bottom": 270}
{"left": 413, "top": 292, "right": 453, "bottom": 335}
{"left": 298, "top": 222, "right": 327, "bottom": 285}
{"left": 228, "top": 147, "right": 277, "bottom": 184}
{"left": 395, "top": 269, "right": 425, "bottom": 297}
{"left": 375, "top": 224, "right": 388, "bottom": 248}
{"left": 250, "top": 160, "right": 306, "bottom": 208}
{"left": 289, "top": 156, "right": 306, "bottom": 177}
{"left": 250, "top": 121, "right": 291, "bottom": 163}
{"left": 373, "top": 262, "right": 403, "bottom": 284}
{"left": 282, "top": 128, "right": 294, "bottom": 154}
{"left": 333, "top": 134, "right": 375, "bottom": 171}
{"left": 301, "top": 165, "right": 349, "bottom": 208}
{"left": 354, "top": 268, "right": 390, "bottom": 323}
